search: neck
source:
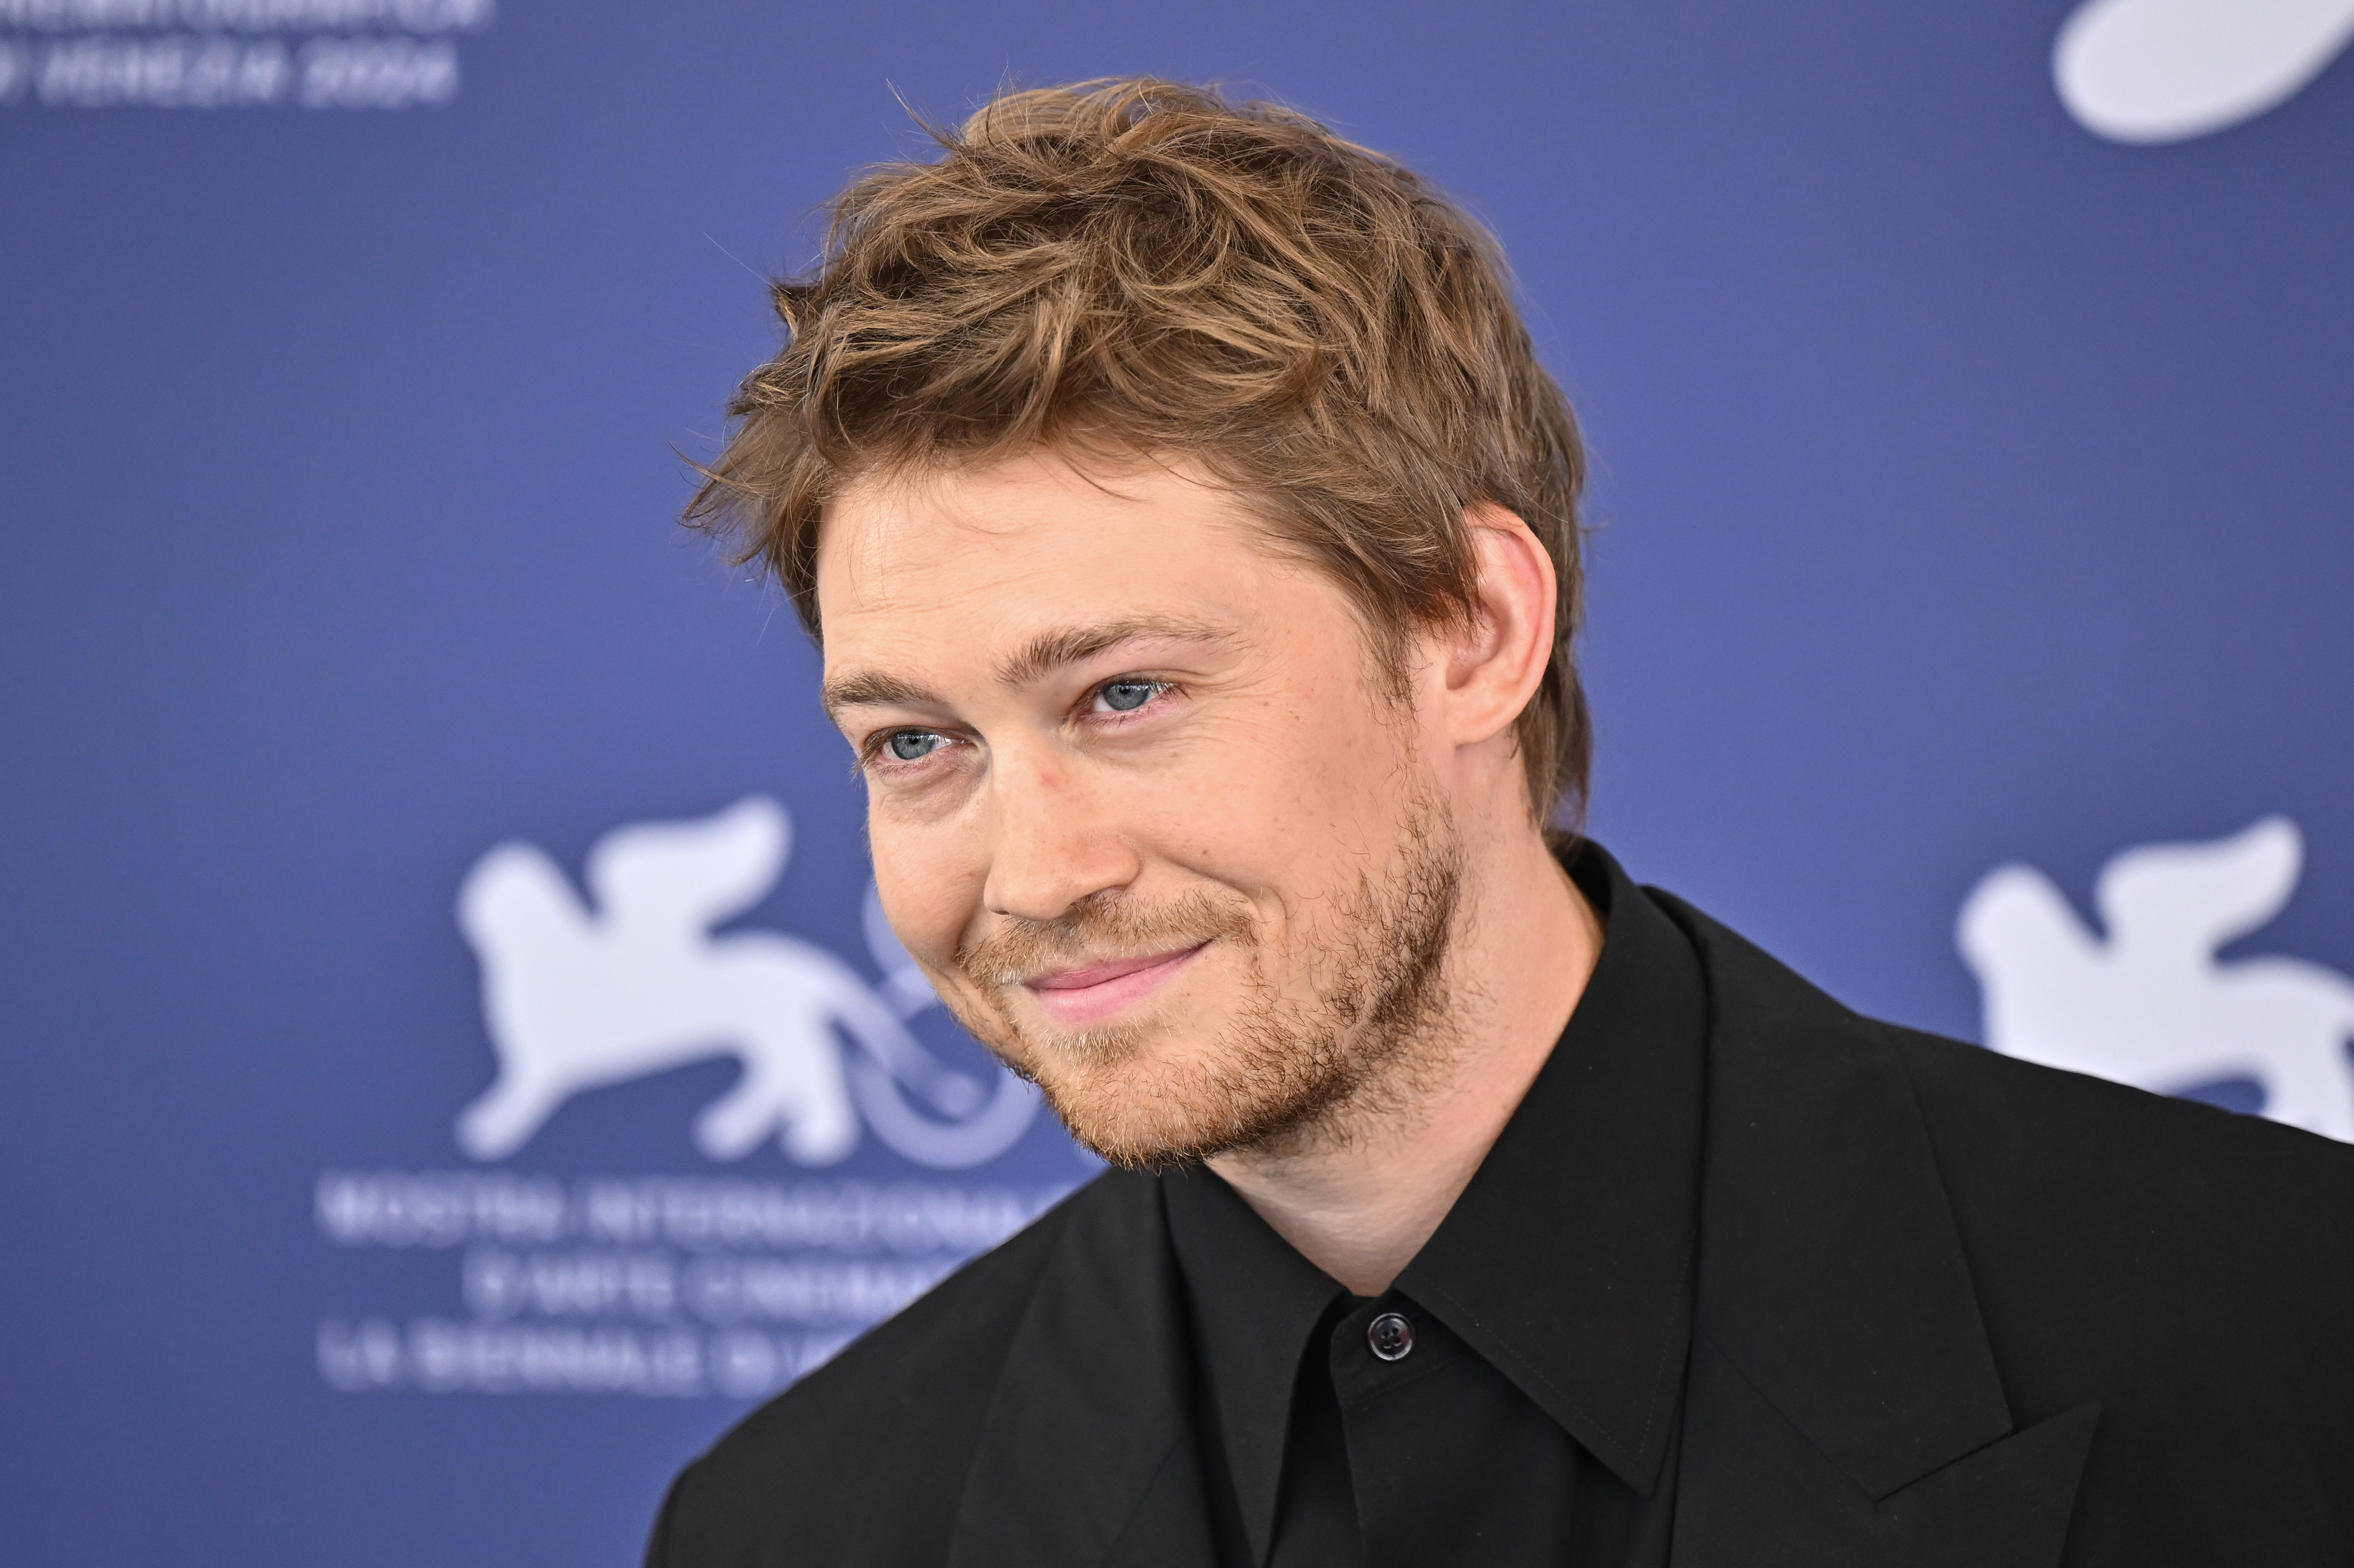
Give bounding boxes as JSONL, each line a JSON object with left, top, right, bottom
{"left": 1206, "top": 823, "right": 1602, "bottom": 1296}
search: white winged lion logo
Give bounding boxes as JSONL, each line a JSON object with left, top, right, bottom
{"left": 454, "top": 795, "right": 1039, "bottom": 1167}
{"left": 2054, "top": 0, "right": 2354, "bottom": 144}
{"left": 1959, "top": 816, "right": 2354, "bottom": 1141}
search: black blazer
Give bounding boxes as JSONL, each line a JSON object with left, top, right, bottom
{"left": 647, "top": 888, "right": 2354, "bottom": 1566}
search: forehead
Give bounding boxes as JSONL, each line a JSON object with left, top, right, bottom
{"left": 814, "top": 452, "right": 1304, "bottom": 657}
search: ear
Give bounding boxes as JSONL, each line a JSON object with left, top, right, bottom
{"left": 1431, "top": 502, "right": 1557, "bottom": 753}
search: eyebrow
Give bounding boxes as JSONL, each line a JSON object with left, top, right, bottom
{"left": 994, "top": 615, "right": 1235, "bottom": 690}
{"left": 820, "top": 615, "right": 1235, "bottom": 725}
{"left": 820, "top": 670, "right": 942, "bottom": 724}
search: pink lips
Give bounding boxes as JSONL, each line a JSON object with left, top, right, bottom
{"left": 1025, "top": 943, "right": 1209, "bottom": 1028}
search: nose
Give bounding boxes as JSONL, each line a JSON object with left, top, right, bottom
{"left": 980, "top": 750, "right": 1141, "bottom": 923}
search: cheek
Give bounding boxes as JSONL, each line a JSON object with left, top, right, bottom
{"left": 1141, "top": 662, "right": 1405, "bottom": 883}
{"left": 870, "top": 825, "right": 985, "bottom": 970}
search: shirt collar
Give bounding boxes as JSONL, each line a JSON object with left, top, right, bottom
{"left": 1163, "top": 841, "right": 1708, "bottom": 1555}
{"left": 1162, "top": 1160, "right": 1342, "bottom": 1564}
{"left": 1398, "top": 840, "right": 1705, "bottom": 1497}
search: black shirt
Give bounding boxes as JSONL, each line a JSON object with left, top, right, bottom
{"left": 1161, "top": 845, "right": 1708, "bottom": 1567}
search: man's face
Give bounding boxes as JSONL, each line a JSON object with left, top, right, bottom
{"left": 817, "top": 451, "right": 1461, "bottom": 1164}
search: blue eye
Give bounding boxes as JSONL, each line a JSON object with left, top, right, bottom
{"left": 887, "top": 731, "right": 944, "bottom": 761}
{"left": 1100, "top": 680, "right": 1157, "bottom": 713}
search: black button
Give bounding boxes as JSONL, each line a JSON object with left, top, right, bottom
{"left": 1366, "top": 1311, "right": 1414, "bottom": 1361}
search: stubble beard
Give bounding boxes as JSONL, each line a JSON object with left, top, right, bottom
{"left": 942, "top": 786, "right": 1465, "bottom": 1168}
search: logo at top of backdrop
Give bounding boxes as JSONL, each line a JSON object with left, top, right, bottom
{"left": 1960, "top": 816, "right": 2354, "bottom": 1141}
{"left": 2055, "top": 0, "right": 2354, "bottom": 142}
{"left": 453, "top": 796, "right": 1039, "bottom": 1169}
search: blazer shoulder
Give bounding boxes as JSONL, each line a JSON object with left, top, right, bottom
{"left": 1881, "top": 1018, "right": 2354, "bottom": 1211}
{"left": 647, "top": 1171, "right": 1110, "bottom": 1568}
{"left": 1651, "top": 879, "right": 2354, "bottom": 1226}
{"left": 1650, "top": 884, "right": 2354, "bottom": 1560}
{"left": 1883, "top": 1023, "right": 2354, "bottom": 1551}
{"left": 1877, "top": 1018, "right": 2354, "bottom": 1371}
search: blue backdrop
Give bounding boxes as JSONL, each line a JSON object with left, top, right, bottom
{"left": 4, "top": 3, "right": 2349, "bottom": 1564}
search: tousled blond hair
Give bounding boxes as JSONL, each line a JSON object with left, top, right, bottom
{"left": 690, "top": 78, "right": 1591, "bottom": 829}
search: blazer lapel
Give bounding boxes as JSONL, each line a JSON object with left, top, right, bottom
{"left": 945, "top": 1169, "right": 1214, "bottom": 1568}
{"left": 1654, "top": 894, "right": 2098, "bottom": 1567}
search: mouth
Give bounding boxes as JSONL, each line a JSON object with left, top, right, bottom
{"left": 1023, "top": 943, "right": 1210, "bottom": 1028}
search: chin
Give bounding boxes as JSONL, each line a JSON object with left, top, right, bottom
{"left": 1013, "top": 1027, "right": 1226, "bottom": 1166}
{"left": 945, "top": 1000, "right": 1248, "bottom": 1166}
{"left": 1038, "top": 1032, "right": 1358, "bottom": 1170}
{"left": 942, "top": 953, "right": 1392, "bottom": 1168}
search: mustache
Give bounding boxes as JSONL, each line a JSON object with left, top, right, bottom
{"left": 957, "top": 891, "right": 1256, "bottom": 988}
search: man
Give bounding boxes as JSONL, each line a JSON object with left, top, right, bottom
{"left": 647, "top": 79, "right": 2354, "bottom": 1566}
